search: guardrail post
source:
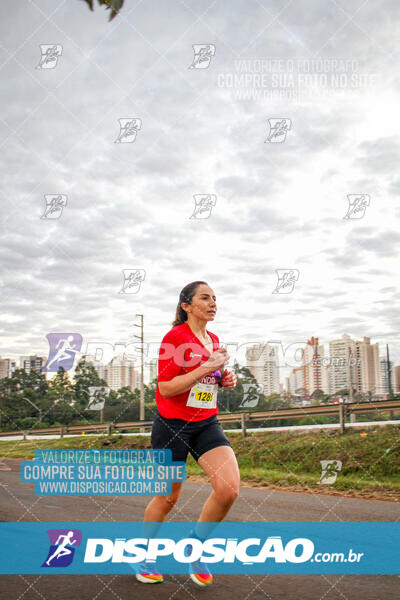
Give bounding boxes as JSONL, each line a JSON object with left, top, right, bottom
{"left": 339, "top": 404, "right": 345, "bottom": 434}
{"left": 60, "top": 426, "right": 65, "bottom": 438}
{"left": 107, "top": 423, "right": 113, "bottom": 436}
{"left": 23, "top": 431, "right": 27, "bottom": 440}
{"left": 350, "top": 411, "right": 356, "bottom": 423}
{"left": 241, "top": 413, "right": 247, "bottom": 438}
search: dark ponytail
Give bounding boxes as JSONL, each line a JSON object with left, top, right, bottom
{"left": 171, "top": 281, "right": 208, "bottom": 327}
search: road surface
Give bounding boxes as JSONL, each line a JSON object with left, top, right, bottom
{"left": 0, "top": 458, "right": 398, "bottom": 600}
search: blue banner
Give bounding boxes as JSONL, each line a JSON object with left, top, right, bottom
{"left": 19, "top": 449, "right": 186, "bottom": 496}
{"left": 0, "top": 522, "right": 398, "bottom": 574}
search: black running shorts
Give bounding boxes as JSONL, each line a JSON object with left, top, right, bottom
{"left": 151, "top": 411, "right": 232, "bottom": 463}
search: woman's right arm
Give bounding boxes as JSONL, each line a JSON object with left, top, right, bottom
{"left": 158, "top": 349, "right": 229, "bottom": 399}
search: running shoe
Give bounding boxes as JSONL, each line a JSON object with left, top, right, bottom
{"left": 134, "top": 560, "right": 163, "bottom": 584}
{"left": 188, "top": 559, "right": 213, "bottom": 586}
{"left": 184, "top": 532, "right": 213, "bottom": 586}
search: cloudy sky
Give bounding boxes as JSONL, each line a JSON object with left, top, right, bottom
{"left": 1, "top": 0, "right": 399, "bottom": 381}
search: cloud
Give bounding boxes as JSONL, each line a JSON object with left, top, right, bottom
{"left": 0, "top": 0, "right": 399, "bottom": 373}
{"left": 356, "top": 137, "right": 400, "bottom": 175}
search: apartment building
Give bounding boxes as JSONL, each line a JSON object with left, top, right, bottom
{"left": 246, "top": 343, "right": 280, "bottom": 395}
{"left": 0, "top": 357, "right": 18, "bottom": 378}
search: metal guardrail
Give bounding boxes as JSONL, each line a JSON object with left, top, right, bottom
{"left": 0, "top": 400, "right": 399, "bottom": 438}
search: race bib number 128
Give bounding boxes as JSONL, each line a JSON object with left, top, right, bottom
{"left": 186, "top": 382, "right": 218, "bottom": 409}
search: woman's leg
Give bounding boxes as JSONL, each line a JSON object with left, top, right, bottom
{"left": 142, "top": 481, "right": 183, "bottom": 537}
{"left": 197, "top": 445, "right": 240, "bottom": 524}
{"left": 135, "top": 483, "right": 184, "bottom": 582}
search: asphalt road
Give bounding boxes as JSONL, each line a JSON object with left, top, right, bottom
{"left": 0, "top": 458, "right": 399, "bottom": 600}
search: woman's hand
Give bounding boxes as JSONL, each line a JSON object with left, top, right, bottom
{"left": 221, "top": 370, "right": 237, "bottom": 388}
{"left": 203, "top": 348, "right": 230, "bottom": 373}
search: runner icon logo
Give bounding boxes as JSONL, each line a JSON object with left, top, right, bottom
{"left": 272, "top": 269, "right": 299, "bottom": 294}
{"left": 239, "top": 383, "right": 264, "bottom": 408}
{"left": 265, "top": 119, "right": 292, "bottom": 143}
{"left": 40, "top": 194, "right": 67, "bottom": 219}
{"left": 42, "top": 529, "right": 82, "bottom": 568}
{"left": 114, "top": 118, "right": 142, "bottom": 143}
{"left": 343, "top": 194, "right": 370, "bottom": 220}
{"left": 42, "top": 333, "right": 82, "bottom": 372}
{"left": 36, "top": 44, "right": 63, "bottom": 69}
{"left": 188, "top": 45, "right": 216, "bottom": 69}
{"left": 189, "top": 194, "right": 217, "bottom": 219}
{"left": 318, "top": 460, "right": 342, "bottom": 485}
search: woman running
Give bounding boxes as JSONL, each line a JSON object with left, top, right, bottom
{"left": 135, "top": 280, "right": 240, "bottom": 586}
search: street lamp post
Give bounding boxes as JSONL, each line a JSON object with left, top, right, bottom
{"left": 133, "top": 314, "right": 145, "bottom": 433}
{"left": 23, "top": 396, "right": 42, "bottom": 426}
{"left": 386, "top": 344, "right": 393, "bottom": 400}
{"left": 347, "top": 347, "right": 353, "bottom": 403}
{"left": 16, "top": 383, "right": 42, "bottom": 426}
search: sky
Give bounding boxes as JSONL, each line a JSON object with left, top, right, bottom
{"left": 0, "top": 0, "right": 399, "bottom": 381}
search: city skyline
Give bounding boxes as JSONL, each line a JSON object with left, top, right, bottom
{"left": 1, "top": 330, "right": 397, "bottom": 394}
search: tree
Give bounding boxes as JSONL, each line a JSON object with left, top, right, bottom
{"left": 0, "top": 368, "right": 49, "bottom": 430}
{"left": 47, "top": 370, "right": 76, "bottom": 425}
{"left": 310, "top": 389, "right": 327, "bottom": 405}
{"left": 82, "top": 0, "right": 125, "bottom": 21}
{"left": 104, "top": 386, "right": 139, "bottom": 423}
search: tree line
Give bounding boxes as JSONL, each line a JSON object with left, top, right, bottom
{"left": 1, "top": 359, "right": 388, "bottom": 432}
{"left": 0, "top": 359, "right": 290, "bottom": 431}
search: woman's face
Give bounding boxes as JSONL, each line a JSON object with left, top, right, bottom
{"left": 183, "top": 284, "right": 217, "bottom": 322}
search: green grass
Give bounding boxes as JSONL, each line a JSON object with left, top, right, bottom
{"left": 1, "top": 425, "right": 399, "bottom": 500}
{"left": 186, "top": 425, "right": 400, "bottom": 500}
